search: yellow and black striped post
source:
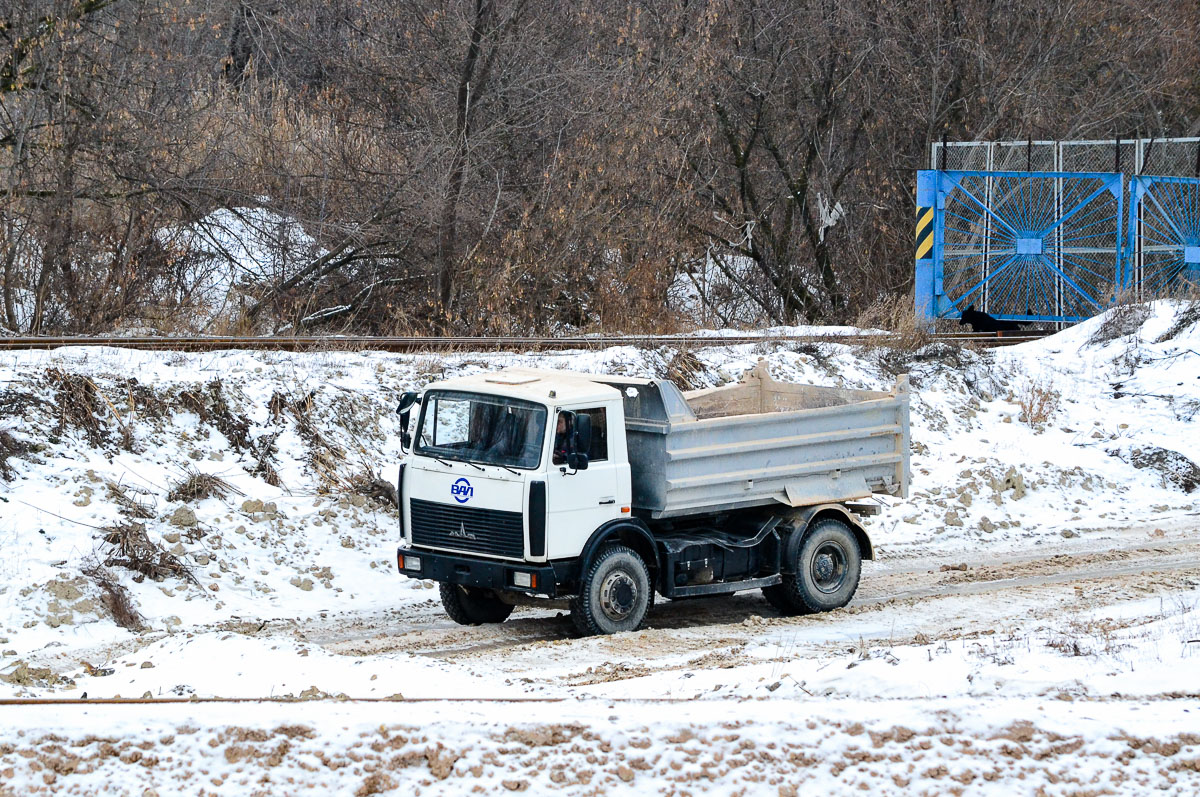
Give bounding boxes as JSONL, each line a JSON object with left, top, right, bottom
{"left": 914, "top": 170, "right": 938, "bottom": 321}
{"left": 915, "top": 205, "right": 934, "bottom": 261}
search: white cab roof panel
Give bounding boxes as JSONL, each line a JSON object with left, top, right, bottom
{"left": 425, "top": 367, "right": 647, "bottom": 405}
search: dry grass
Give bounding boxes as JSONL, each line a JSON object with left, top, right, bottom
{"left": 1087, "top": 288, "right": 1152, "bottom": 347}
{"left": 409, "top": 355, "right": 447, "bottom": 383}
{"left": 1155, "top": 298, "right": 1200, "bottom": 343}
{"left": 1046, "top": 635, "right": 1092, "bottom": 657}
{"left": 0, "top": 386, "right": 46, "bottom": 417}
{"left": 278, "top": 390, "right": 345, "bottom": 491}
{"left": 117, "top": 377, "right": 170, "bottom": 422}
{"left": 42, "top": 369, "right": 140, "bottom": 450}
{"left": 267, "top": 390, "right": 289, "bottom": 422}
{"left": 167, "top": 467, "right": 243, "bottom": 503}
{"left": 47, "top": 368, "right": 107, "bottom": 447}
{"left": 663, "top": 348, "right": 707, "bottom": 390}
{"left": 179, "top": 379, "right": 251, "bottom": 451}
{"left": 1088, "top": 279, "right": 1200, "bottom": 345}
{"left": 100, "top": 521, "right": 198, "bottom": 585}
{"left": 249, "top": 430, "right": 283, "bottom": 488}
{"left": 105, "top": 480, "right": 156, "bottom": 519}
{"left": 82, "top": 562, "right": 145, "bottom": 631}
{"left": 0, "top": 429, "right": 29, "bottom": 480}
{"left": 1015, "top": 375, "right": 1062, "bottom": 428}
{"left": 345, "top": 467, "right": 398, "bottom": 507}
{"left": 853, "top": 294, "right": 933, "bottom": 352}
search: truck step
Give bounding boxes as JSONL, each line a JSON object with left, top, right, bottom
{"left": 663, "top": 574, "right": 782, "bottom": 599}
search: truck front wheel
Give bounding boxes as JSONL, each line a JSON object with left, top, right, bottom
{"left": 571, "top": 545, "right": 651, "bottom": 635}
{"left": 439, "top": 584, "right": 514, "bottom": 625}
{"left": 764, "top": 518, "right": 862, "bottom": 615}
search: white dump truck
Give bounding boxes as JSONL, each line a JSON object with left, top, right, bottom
{"left": 394, "top": 362, "right": 910, "bottom": 635}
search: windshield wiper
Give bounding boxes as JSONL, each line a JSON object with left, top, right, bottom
{"left": 465, "top": 460, "right": 485, "bottom": 472}
{"left": 431, "top": 456, "right": 454, "bottom": 468}
{"left": 463, "top": 456, "right": 517, "bottom": 475}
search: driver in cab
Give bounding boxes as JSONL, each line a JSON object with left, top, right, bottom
{"left": 552, "top": 413, "right": 569, "bottom": 465}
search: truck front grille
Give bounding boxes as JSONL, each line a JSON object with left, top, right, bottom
{"left": 410, "top": 498, "right": 524, "bottom": 559}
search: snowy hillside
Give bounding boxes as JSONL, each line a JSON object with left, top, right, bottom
{"left": 0, "top": 301, "right": 1197, "bottom": 794}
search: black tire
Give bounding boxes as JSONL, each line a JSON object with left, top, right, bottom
{"left": 570, "top": 545, "right": 651, "bottom": 636}
{"left": 764, "top": 518, "right": 861, "bottom": 615}
{"left": 761, "top": 582, "right": 805, "bottom": 615}
{"left": 439, "top": 583, "right": 514, "bottom": 625}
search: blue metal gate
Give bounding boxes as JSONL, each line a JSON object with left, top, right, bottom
{"left": 1128, "top": 175, "right": 1200, "bottom": 294}
{"left": 916, "top": 170, "right": 1123, "bottom": 323}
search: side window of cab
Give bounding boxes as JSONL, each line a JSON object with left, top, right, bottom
{"left": 578, "top": 407, "right": 607, "bottom": 462}
{"left": 552, "top": 408, "right": 609, "bottom": 464}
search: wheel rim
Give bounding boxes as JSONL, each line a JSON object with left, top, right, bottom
{"left": 810, "top": 541, "right": 848, "bottom": 594}
{"left": 599, "top": 570, "right": 638, "bottom": 621}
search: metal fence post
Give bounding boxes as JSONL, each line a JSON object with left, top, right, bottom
{"left": 914, "top": 170, "right": 938, "bottom": 322}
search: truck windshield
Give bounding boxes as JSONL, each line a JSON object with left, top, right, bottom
{"left": 415, "top": 391, "right": 547, "bottom": 469}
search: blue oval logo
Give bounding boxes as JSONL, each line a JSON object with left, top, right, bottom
{"left": 451, "top": 477, "right": 473, "bottom": 504}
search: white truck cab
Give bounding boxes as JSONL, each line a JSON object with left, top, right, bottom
{"left": 396, "top": 365, "right": 910, "bottom": 635}
{"left": 400, "top": 369, "right": 631, "bottom": 564}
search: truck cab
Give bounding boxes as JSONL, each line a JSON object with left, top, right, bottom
{"left": 399, "top": 369, "right": 629, "bottom": 567}
{"left": 396, "top": 365, "right": 909, "bottom": 635}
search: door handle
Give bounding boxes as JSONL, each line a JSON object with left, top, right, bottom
{"left": 599, "top": 498, "right": 616, "bottom": 505}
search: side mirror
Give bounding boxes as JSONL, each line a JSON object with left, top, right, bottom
{"left": 573, "top": 413, "right": 592, "bottom": 456}
{"left": 567, "top": 452, "right": 589, "bottom": 471}
{"left": 397, "top": 392, "right": 420, "bottom": 451}
{"left": 396, "top": 391, "right": 419, "bottom": 415}
{"left": 400, "top": 416, "right": 412, "bottom": 450}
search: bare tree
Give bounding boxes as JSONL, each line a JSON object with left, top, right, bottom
{"left": 0, "top": 0, "right": 1196, "bottom": 335}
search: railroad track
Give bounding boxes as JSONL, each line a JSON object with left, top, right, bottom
{"left": 0, "top": 696, "right": 703, "bottom": 706}
{"left": 0, "top": 330, "right": 1052, "bottom": 353}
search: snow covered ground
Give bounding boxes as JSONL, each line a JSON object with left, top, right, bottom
{"left": 0, "top": 301, "right": 1198, "bottom": 794}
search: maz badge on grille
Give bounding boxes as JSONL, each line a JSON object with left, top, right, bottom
{"left": 449, "top": 522, "right": 477, "bottom": 540}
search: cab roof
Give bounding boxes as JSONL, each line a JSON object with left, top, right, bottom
{"left": 424, "top": 367, "right": 654, "bottom": 405}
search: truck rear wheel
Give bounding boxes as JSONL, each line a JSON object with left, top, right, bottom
{"left": 439, "top": 584, "right": 514, "bottom": 625}
{"left": 761, "top": 582, "right": 806, "bottom": 615}
{"left": 571, "top": 545, "right": 651, "bottom": 636}
{"left": 764, "top": 518, "right": 861, "bottom": 615}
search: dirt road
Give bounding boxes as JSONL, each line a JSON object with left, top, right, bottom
{"left": 16, "top": 518, "right": 1199, "bottom": 698}
{"left": 4, "top": 520, "right": 1198, "bottom": 795}
{"left": 294, "top": 519, "right": 1200, "bottom": 696}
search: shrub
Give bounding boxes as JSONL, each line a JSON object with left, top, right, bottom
{"left": 1087, "top": 289, "right": 1152, "bottom": 347}
{"left": 853, "top": 294, "right": 933, "bottom": 352}
{"left": 1016, "top": 376, "right": 1061, "bottom": 428}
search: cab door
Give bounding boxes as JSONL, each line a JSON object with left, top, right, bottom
{"left": 544, "top": 405, "right": 623, "bottom": 559}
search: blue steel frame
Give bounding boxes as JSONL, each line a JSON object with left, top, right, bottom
{"left": 916, "top": 170, "right": 1124, "bottom": 323}
{"left": 1127, "top": 175, "right": 1200, "bottom": 294}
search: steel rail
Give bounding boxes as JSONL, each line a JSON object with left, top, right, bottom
{"left": 0, "top": 331, "right": 1051, "bottom": 353}
{"left": 0, "top": 691, "right": 1191, "bottom": 707}
{"left": 0, "top": 696, "right": 715, "bottom": 706}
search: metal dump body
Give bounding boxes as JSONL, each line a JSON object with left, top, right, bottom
{"left": 609, "top": 363, "right": 910, "bottom": 519}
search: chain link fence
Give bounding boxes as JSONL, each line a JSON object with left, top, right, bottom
{"left": 931, "top": 138, "right": 1200, "bottom": 177}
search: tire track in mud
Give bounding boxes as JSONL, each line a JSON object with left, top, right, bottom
{"left": 317, "top": 535, "right": 1200, "bottom": 668}
{"left": 860, "top": 544, "right": 1200, "bottom": 603}
{"left": 25, "top": 533, "right": 1198, "bottom": 688}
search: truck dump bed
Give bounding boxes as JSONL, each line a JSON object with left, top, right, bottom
{"left": 611, "top": 362, "right": 910, "bottom": 519}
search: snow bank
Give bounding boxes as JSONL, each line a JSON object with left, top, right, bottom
{"left": 0, "top": 302, "right": 1196, "bottom": 683}
{"left": 0, "top": 300, "right": 1198, "bottom": 793}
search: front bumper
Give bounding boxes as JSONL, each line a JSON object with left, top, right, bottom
{"left": 397, "top": 547, "right": 568, "bottom": 598}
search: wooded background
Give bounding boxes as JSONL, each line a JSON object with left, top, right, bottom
{"left": 2, "top": 0, "right": 1197, "bottom": 334}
